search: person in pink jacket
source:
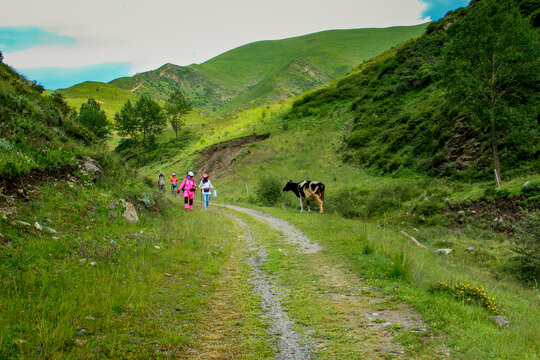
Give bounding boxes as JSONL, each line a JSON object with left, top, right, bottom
{"left": 178, "top": 171, "right": 196, "bottom": 210}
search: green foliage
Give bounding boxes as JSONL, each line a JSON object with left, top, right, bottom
{"left": 287, "top": 0, "right": 539, "bottom": 179}
{"left": 0, "top": 63, "right": 90, "bottom": 176}
{"left": 166, "top": 90, "right": 192, "bottom": 138}
{"left": 254, "top": 176, "right": 285, "bottom": 207}
{"left": 431, "top": 282, "right": 503, "bottom": 315}
{"left": 389, "top": 251, "right": 409, "bottom": 279}
{"left": 505, "top": 210, "right": 540, "bottom": 283}
{"left": 77, "top": 98, "right": 110, "bottom": 139}
{"left": 441, "top": 0, "right": 540, "bottom": 184}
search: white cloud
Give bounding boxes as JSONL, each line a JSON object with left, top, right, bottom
{"left": 1, "top": 0, "right": 430, "bottom": 74}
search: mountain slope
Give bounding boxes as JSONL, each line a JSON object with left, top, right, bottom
{"left": 56, "top": 81, "right": 137, "bottom": 119}
{"left": 109, "top": 24, "right": 427, "bottom": 112}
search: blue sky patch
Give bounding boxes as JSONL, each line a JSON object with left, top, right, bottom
{"left": 17, "top": 62, "right": 132, "bottom": 90}
{"left": 0, "top": 26, "right": 77, "bottom": 52}
{"left": 420, "top": 0, "right": 470, "bottom": 20}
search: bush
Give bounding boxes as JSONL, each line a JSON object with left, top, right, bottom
{"left": 505, "top": 210, "right": 540, "bottom": 284}
{"left": 255, "top": 176, "right": 284, "bottom": 207}
{"left": 521, "top": 181, "right": 540, "bottom": 198}
{"left": 431, "top": 281, "right": 503, "bottom": 315}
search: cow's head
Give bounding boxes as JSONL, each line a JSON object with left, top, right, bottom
{"left": 282, "top": 180, "right": 294, "bottom": 192}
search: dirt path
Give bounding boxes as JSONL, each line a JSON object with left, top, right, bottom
{"left": 214, "top": 204, "right": 450, "bottom": 359}
{"left": 230, "top": 215, "right": 315, "bottom": 359}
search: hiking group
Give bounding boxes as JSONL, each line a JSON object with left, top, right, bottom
{"left": 158, "top": 171, "right": 216, "bottom": 210}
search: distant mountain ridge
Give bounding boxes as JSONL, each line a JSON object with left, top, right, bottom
{"left": 108, "top": 24, "right": 428, "bottom": 112}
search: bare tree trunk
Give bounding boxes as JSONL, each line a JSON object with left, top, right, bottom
{"left": 490, "top": 107, "right": 502, "bottom": 188}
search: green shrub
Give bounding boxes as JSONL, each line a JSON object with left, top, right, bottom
{"left": 255, "top": 176, "right": 284, "bottom": 207}
{"left": 431, "top": 282, "right": 503, "bottom": 315}
{"left": 521, "top": 181, "right": 540, "bottom": 198}
{"left": 505, "top": 210, "right": 540, "bottom": 284}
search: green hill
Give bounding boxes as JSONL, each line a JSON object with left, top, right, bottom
{"left": 56, "top": 81, "right": 136, "bottom": 119}
{"left": 0, "top": 62, "right": 97, "bottom": 177}
{"left": 109, "top": 24, "right": 428, "bottom": 112}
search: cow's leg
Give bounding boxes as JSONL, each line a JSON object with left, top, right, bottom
{"left": 307, "top": 201, "right": 311, "bottom": 213}
{"left": 298, "top": 197, "right": 304, "bottom": 213}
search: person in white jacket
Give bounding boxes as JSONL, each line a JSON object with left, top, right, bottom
{"left": 199, "top": 174, "right": 215, "bottom": 209}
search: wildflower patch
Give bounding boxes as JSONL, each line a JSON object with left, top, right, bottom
{"left": 430, "top": 282, "right": 503, "bottom": 315}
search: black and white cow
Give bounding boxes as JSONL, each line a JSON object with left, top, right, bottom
{"left": 282, "top": 180, "right": 325, "bottom": 214}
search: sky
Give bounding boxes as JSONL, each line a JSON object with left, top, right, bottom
{"left": 0, "top": 0, "right": 469, "bottom": 89}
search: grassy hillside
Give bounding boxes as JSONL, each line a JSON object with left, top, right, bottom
{"left": 55, "top": 81, "right": 137, "bottom": 119}
{"left": 289, "top": 0, "right": 540, "bottom": 180}
{"left": 0, "top": 63, "right": 96, "bottom": 177}
{"left": 109, "top": 24, "right": 427, "bottom": 112}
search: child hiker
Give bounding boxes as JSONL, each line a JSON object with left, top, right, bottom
{"left": 157, "top": 172, "right": 166, "bottom": 193}
{"left": 170, "top": 173, "right": 178, "bottom": 196}
{"left": 178, "top": 171, "right": 196, "bottom": 211}
{"left": 199, "top": 174, "right": 215, "bottom": 210}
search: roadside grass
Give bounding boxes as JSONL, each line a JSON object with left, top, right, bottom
{"left": 250, "top": 206, "right": 540, "bottom": 359}
{"left": 0, "top": 179, "right": 253, "bottom": 358}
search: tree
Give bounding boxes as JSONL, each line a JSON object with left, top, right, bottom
{"left": 114, "top": 100, "right": 141, "bottom": 164}
{"left": 441, "top": 0, "right": 540, "bottom": 186}
{"left": 77, "top": 99, "right": 110, "bottom": 139}
{"left": 134, "top": 95, "right": 166, "bottom": 163}
{"left": 166, "top": 90, "right": 192, "bottom": 139}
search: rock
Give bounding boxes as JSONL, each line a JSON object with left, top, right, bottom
{"left": 123, "top": 202, "right": 139, "bottom": 223}
{"left": 465, "top": 247, "right": 476, "bottom": 252}
{"left": 77, "top": 328, "right": 89, "bottom": 335}
{"left": 437, "top": 248, "right": 453, "bottom": 255}
{"left": 490, "top": 316, "right": 510, "bottom": 328}
{"left": 43, "top": 227, "right": 57, "bottom": 234}
{"left": 34, "top": 222, "right": 42, "bottom": 230}
{"left": 82, "top": 157, "right": 104, "bottom": 180}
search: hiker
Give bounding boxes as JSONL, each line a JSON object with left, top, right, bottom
{"left": 157, "top": 172, "right": 166, "bottom": 193}
{"left": 178, "top": 171, "right": 196, "bottom": 211}
{"left": 199, "top": 174, "right": 215, "bottom": 210}
{"left": 170, "top": 173, "right": 178, "bottom": 196}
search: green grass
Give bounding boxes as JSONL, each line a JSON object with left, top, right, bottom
{"left": 56, "top": 81, "right": 137, "bottom": 119}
